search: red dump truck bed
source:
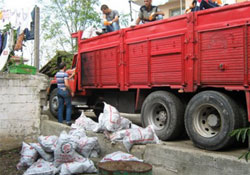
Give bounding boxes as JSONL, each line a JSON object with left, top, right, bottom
{"left": 74, "top": 1, "right": 250, "bottom": 94}
{"left": 48, "top": 2, "right": 250, "bottom": 151}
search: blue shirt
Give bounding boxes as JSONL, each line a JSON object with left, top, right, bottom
{"left": 55, "top": 71, "right": 68, "bottom": 89}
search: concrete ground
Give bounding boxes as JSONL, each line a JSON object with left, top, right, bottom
{"left": 41, "top": 111, "right": 250, "bottom": 175}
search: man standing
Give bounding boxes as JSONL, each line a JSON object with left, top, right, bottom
{"left": 136, "top": 0, "right": 165, "bottom": 25}
{"left": 55, "top": 62, "right": 74, "bottom": 125}
{"left": 100, "top": 4, "right": 120, "bottom": 33}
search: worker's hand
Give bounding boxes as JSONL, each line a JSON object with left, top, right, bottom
{"left": 149, "top": 12, "right": 155, "bottom": 21}
{"left": 71, "top": 92, "right": 74, "bottom": 97}
{"left": 104, "top": 20, "right": 112, "bottom": 26}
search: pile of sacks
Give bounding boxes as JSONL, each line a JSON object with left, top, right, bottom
{"left": 17, "top": 129, "right": 100, "bottom": 174}
{"left": 72, "top": 102, "right": 160, "bottom": 152}
{"left": 17, "top": 102, "right": 159, "bottom": 174}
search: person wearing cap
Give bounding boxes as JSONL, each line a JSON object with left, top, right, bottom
{"left": 55, "top": 62, "right": 74, "bottom": 125}
{"left": 99, "top": 4, "right": 120, "bottom": 34}
{"left": 136, "top": 0, "right": 165, "bottom": 25}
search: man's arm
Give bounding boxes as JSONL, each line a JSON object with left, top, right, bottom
{"left": 155, "top": 11, "right": 165, "bottom": 16}
{"left": 136, "top": 17, "right": 141, "bottom": 25}
{"left": 64, "top": 77, "right": 74, "bottom": 97}
{"left": 112, "top": 15, "right": 119, "bottom": 23}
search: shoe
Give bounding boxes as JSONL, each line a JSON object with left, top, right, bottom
{"left": 66, "top": 121, "right": 72, "bottom": 126}
{"left": 96, "top": 29, "right": 107, "bottom": 36}
{"left": 96, "top": 31, "right": 104, "bottom": 35}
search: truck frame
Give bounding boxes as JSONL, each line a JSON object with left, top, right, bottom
{"left": 48, "top": 2, "right": 250, "bottom": 150}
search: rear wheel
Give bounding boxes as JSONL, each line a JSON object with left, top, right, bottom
{"left": 49, "top": 88, "right": 79, "bottom": 119}
{"left": 49, "top": 88, "right": 58, "bottom": 117}
{"left": 93, "top": 102, "right": 104, "bottom": 121}
{"left": 141, "top": 91, "right": 184, "bottom": 140}
{"left": 185, "top": 91, "right": 240, "bottom": 150}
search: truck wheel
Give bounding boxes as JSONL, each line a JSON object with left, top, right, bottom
{"left": 93, "top": 102, "right": 104, "bottom": 121}
{"left": 49, "top": 88, "right": 58, "bottom": 117}
{"left": 184, "top": 91, "right": 240, "bottom": 150}
{"left": 141, "top": 91, "right": 184, "bottom": 140}
{"left": 238, "top": 104, "right": 248, "bottom": 128}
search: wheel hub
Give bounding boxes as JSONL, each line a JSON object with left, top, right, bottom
{"left": 150, "top": 103, "right": 168, "bottom": 130}
{"left": 159, "top": 111, "right": 167, "bottom": 123}
{"left": 52, "top": 96, "right": 59, "bottom": 110}
{"left": 207, "top": 114, "right": 220, "bottom": 128}
{"left": 193, "top": 105, "right": 221, "bottom": 138}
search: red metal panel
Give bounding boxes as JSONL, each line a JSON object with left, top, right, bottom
{"left": 82, "top": 52, "right": 95, "bottom": 86}
{"left": 200, "top": 27, "right": 244, "bottom": 84}
{"left": 125, "top": 15, "right": 187, "bottom": 42}
{"left": 79, "top": 32, "right": 120, "bottom": 53}
{"left": 99, "top": 47, "right": 119, "bottom": 86}
{"left": 127, "top": 42, "right": 148, "bottom": 85}
{"left": 247, "top": 25, "right": 250, "bottom": 84}
{"left": 151, "top": 55, "right": 182, "bottom": 84}
{"left": 150, "top": 36, "right": 183, "bottom": 84}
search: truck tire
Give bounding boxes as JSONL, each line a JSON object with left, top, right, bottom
{"left": 93, "top": 102, "right": 104, "bottom": 120}
{"left": 49, "top": 88, "right": 58, "bottom": 117}
{"left": 184, "top": 91, "right": 240, "bottom": 150}
{"left": 238, "top": 104, "right": 248, "bottom": 128}
{"left": 141, "top": 91, "right": 184, "bottom": 140}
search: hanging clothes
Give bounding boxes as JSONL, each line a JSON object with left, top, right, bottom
{"left": 1, "top": 33, "right": 8, "bottom": 53}
{"left": 14, "top": 31, "right": 25, "bottom": 51}
{"left": 0, "top": 33, "right": 2, "bottom": 55}
{"left": 24, "top": 7, "right": 35, "bottom": 40}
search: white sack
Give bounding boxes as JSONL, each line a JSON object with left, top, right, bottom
{"left": 123, "top": 125, "right": 160, "bottom": 152}
{"left": 54, "top": 131, "right": 78, "bottom": 167}
{"left": 71, "top": 111, "right": 98, "bottom": 131}
{"left": 38, "top": 135, "right": 58, "bottom": 153}
{"left": 30, "top": 143, "right": 53, "bottom": 162}
{"left": 81, "top": 26, "right": 95, "bottom": 39}
{"left": 109, "top": 125, "right": 143, "bottom": 142}
{"left": 109, "top": 130, "right": 127, "bottom": 142}
{"left": 100, "top": 151, "right": 143, "bottom": 162}
{"left": 17, "top": 142, "right": 38, "bottom": 170}
{"left": 69, "top": 128, "right": 86, "bottom": 142}
{"left": 59, "top": 155, "right": 97, "bottom": 175}
{"left": 97, "top": 103, "right": 131, "bottom": 132}
{"left": 76, "top": 137, "right": 100, "bottom": 158}
{"left": 23, "top": 158, "right": 58, "bottom": 175}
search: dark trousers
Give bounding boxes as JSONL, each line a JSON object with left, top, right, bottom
{"left": 200, "top": 0, "right": 219, "bottom": 10}
{"left": 57, "top": 88, "right": 72, "bottom": 123}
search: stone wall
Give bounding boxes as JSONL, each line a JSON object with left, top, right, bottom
{"left": 0, "top": 73, "right": 48, "bottom": 151}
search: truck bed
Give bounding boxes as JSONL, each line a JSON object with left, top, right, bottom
{"left": 76, "top": 1, "right": 250, "bottom": 93}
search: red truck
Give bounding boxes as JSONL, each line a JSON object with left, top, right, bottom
{"left": 48, "top": 2, "right": 250, "bottom": 150}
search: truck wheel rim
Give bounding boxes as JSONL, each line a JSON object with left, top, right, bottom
{"left": 193, "top": 104, "right": 221, "bottom": 138}
{"left": 51, "top": 96, "right": 59, "bottom": 111}
{"left": 149, "top": 103, "right": 168, "bottom": 130}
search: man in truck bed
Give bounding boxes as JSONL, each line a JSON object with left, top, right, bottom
{"left": 136, "top": 0, "right": 165, "bottom": 25}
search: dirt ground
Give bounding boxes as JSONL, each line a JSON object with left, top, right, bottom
{"left": 0, "top": 147, "right": 25, "bottom": 175}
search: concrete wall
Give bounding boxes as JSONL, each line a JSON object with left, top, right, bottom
{"left": 0, "top": 73, "right": 48, "bottom": 151}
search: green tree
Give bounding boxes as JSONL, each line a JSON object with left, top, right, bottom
{"left": 41, "top": 0, "right": 101, "bottom": 52}
{"left": 119, "top": 13, "right": 130, "bottom": 28}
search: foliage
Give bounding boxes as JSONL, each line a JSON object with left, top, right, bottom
{"left": 39, "top": 50, "right": 74, "bottom": 77}
{"left": 41, "top": 0, "right": 101, "bottom": 52}
{"left": 230, "top": 127, "right": 250, "bottom": 162}
{"left": 119, "top": 13, "right": 130, "bottom": 28}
